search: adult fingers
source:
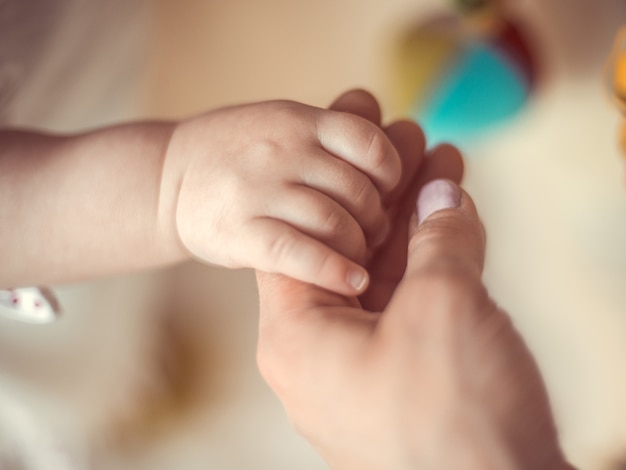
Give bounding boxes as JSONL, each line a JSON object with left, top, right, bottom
{"left": 382, "top": 119, "right": 426, "bottom": 206}
{"left": 418, "top": 144, "right": 464, "bottom": 186}
{"left": 358, "top": 145, "right": 464, "bottom": 312}
{"left": 392, "top": 143, "right": 465, "bottom": 233}
{"left": 327, "top": 88, "right": 382, "bottom": 125}
{"left": 407, "top": 179, "right": 485, "bottom": 281}
{"left": 379, "top": 179, "right": 486, "bottom": 338}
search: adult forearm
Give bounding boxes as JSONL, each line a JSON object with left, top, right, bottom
{"left": 0, "top": 122, "right": 187, "bottom": 287}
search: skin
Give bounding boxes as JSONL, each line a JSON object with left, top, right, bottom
{"left": 256, "top": 90, "right": 576, "bottom": 470}
{"left": 1, "top": 94, "right": 406, "bottom": 294}
{"left": 1, "top": 86, "right": 575, "bottom": 467}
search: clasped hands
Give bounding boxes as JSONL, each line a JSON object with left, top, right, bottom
{"left": 255, "top": 90, "right": 574, "bottom": 470}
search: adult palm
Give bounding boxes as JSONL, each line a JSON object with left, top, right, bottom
{"left": 255, "top": 90, "right": 571, "bottom": 470}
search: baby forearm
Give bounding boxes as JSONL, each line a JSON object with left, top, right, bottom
{"left": 0, "top": 122, "right": 187, "bottom": 287}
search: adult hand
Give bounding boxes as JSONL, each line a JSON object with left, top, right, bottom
{"left": 255, "top": 90, "right": 574, "bottom": 470}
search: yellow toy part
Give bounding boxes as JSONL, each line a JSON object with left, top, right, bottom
{"left": 391, "top": 18, "right": 461, "bottom": 117}
{"left": 607, "top": 26, "right": 626, "bottom": 113}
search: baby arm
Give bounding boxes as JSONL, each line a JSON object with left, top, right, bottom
{"left": 1, "top": 97, "right": 401, "bottom": 294}
{"left": 0, "top": 122, "right": 184, "bottom": 287}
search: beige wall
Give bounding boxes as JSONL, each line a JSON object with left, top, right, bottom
{"left": 141, "top": 0, "right": 446, "bottom": 118}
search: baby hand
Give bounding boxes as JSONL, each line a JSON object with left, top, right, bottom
{"left": 161, "top": 99, "right": 402, "bottom": 295}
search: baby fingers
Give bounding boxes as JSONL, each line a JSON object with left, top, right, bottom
{"left": 298, "top": 151, "right": 390, "bottom": 248}
{"left": 316, "top": 111, "right": 402, "bottom": 195}
{"left": 240, "top": 217, "right": 370, "bottom": 296}
{"left": 263, "top": 185, "right": 368, "bottom": 262}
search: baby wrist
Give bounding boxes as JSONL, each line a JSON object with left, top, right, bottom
{"left": 155, "top": 121, "right": 191, "bottom": 263}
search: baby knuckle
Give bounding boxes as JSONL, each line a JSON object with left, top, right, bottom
{"left": 264, "top": 231, "right": 295, "bottom": 265}
{"left": 348, "top": 173, "right": 377, "bottom": 208}
{"left": 249, "top": 138, "right": 285, "bottom": 168}
{"left": 266, "top": 100, "right": 307, "bottom": 123}
{"left": 319, "top": 206, "right": 349, "bottom": 235}
{"left": 311, "top": 247, "right": 336, "bottom": 277}
{"left": 363, "top": 128, "right": 389, "bottom": 171}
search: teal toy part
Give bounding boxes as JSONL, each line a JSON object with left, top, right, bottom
{"left": 414, "top": 41, "right": 530, "bottom": 146}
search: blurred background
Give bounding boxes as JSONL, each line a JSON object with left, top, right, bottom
{"left": 1, "top": 0, "right": 626, "bottom": 468}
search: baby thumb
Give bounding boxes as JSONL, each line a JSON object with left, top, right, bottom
{"left": 406, "top": 179, "right": 486, "bottom": 281}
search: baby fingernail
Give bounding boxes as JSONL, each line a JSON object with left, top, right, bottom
{"left": 417, "top": 179, "right": 461, "bottom": 225}
{"left": 347, "top": 268, "right": 368, "bottom": 292}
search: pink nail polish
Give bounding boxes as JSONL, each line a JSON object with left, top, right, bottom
{"left": 417, "top": 179, "right": 461, "bottom": 225}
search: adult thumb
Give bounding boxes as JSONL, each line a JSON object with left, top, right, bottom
{"left": 406, "top": 179, "right": 486, "bottom": 280}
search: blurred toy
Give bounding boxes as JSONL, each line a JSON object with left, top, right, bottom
{"left": 606, "top": 25, "right": 626, "bottom": 169}
{"left": 391, "top": 0, "right": 538, "bottom": 146}
{"left": 0, "top": 287, "right": 59, "bottom": 324}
